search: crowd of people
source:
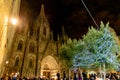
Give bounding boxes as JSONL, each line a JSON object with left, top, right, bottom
{"left": 0, "top": 72, "right": 120, "bottom": 80}
{"left": 58, "top": 71, "right": 120, "bottom": 80}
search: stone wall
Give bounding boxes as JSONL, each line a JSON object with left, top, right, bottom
{"left": 0, "top": 0, "right": 21, "bottom": 77}
{"left": 0, "top": 0, "right": 12, "bottom": 76}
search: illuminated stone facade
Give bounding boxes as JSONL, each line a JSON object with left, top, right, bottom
{"left": 5, "top": 4, "right": 68, "bottom": 79}
{"left": 0, "top": 0, "right": 21, "bottom": 76}
{"left": 0, "top": 1, "right": 12, "bottom": 75}
{"left": 1, "top": 0, "right": 120, "bottom": 79}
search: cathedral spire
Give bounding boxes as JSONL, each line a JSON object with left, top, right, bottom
{"left": 61, "top": 25, "right": 68, "bottom": 42}
{"left": 35, "top": 4, "right": 50, "bottom": 40}
{"left": 62, "top": 25, "right": 65, "bottom": 35}
{"left": 39, "top": 4, "right": 46, "bottom": 19}
{"left": 50, "top": 30, "right": 53, "bottom": 41}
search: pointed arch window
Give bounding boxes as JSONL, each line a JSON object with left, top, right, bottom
{"left": 29, "top": 42, "right": 35, "bottom": 53}
{"left": 43, "top": 27, "right": 46, "bottom": 36}
{"left": 37, "top": 28, "right": 39, "bottom": 40}
{"left": 43, "top": 64, "right": 49, "bottom": 70}
{"left": 17, "top": 40, "right": 23, "bottom": 51}
{"left": 15, "top": 57, "right": 19, "bottom": 66}
{"left": 29, "top": 59, "right": 33, "bottom": 68}
{"left": 30, "top": 27, "right": 34, "bottom": 36}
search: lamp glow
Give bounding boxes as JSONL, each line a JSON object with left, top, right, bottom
{"left": 11, "top": 18, "right": 17, "bottom": 25}
{"left": 5, "top": 61, "right": 9, "bottom": 64}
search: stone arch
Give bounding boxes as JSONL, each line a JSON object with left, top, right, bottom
{"left": 40, "top": 22, "right": 50, "bottom": 39}
{"left": 29, "top": 42, "right": 35, "bottom": 53}
{"left": 29, "top": 27, "right": 34, "bottom": 36}
{"left": 41, "top": 55, "right": 59, "bottom": 79}
{"left": 28, "top": 58, "right": 33, "bottom": 68}
{"left": 14, "top": 55, "right": 20, "bottom": 66}
{"left": 17, "top": 40, "right": 23, "bottom": 51}
{"left": 26, "top": 57, "right": 35, "bottom": 77}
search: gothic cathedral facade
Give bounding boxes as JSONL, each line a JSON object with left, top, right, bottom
{"left": 6, "top": 4, "right": 67, "bottom": 78}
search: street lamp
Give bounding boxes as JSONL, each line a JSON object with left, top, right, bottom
{"left": 7, "top": 17, "right": 18, "bottom": 45}
{"left": 3, "top": 17, "right": 18, "bottom": 76}
{"left": 10, "top": 18, "right": 18, "bottom": 25}
{"left": 0, "top": 0, "right": 19, "bottom": 77}
{"left": 4, "top": 61, "right": 9, "bottom": 74}
{"left": 5, "top": 17, "right": 18, "bottom": 51}
{"left": 5, "top": 61, "right": 9, "bottom": 64}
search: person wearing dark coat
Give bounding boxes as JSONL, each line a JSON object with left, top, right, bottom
{"left": 57, "top": 72, "right": 60, "bottom": 80}
{"left": 63, "top": 71, "right": 66, "bottom": 80}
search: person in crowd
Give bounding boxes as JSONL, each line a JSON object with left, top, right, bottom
{"left": 78, "top": 72, "right": 82, "bottom": 80}
{"left": 57, "top": 71, "right": 60, "bottom": 80}
{"left": 74, "top": 72, "right": 77, "bottom": 80}
{"left": 63, "top": 71, "right": 66, "bottom": 80}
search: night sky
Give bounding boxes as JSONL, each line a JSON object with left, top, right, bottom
{"left": 20, "top": 0, "right": 120, "bottom": 40}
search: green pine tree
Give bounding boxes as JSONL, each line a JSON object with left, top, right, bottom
{"left": 73, "top": 22, "right": 120, "bottom": 70}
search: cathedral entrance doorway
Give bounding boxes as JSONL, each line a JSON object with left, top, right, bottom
{"left": 41, "top": 56, "right": 59, "bottom": 79}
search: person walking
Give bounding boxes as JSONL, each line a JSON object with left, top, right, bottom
{"left": 63, "top": 71, "right": 66, "bottom": 80}
{"left": 57, "top": 72, "right": 60, "bottom": 80}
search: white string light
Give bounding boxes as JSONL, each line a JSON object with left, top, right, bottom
{"left": 81, "top": 0, "right": 99, "bottom": 29}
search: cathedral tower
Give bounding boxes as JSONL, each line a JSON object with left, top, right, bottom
{"left": 6, "top": 4, "right": 60, "bottom": 79}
